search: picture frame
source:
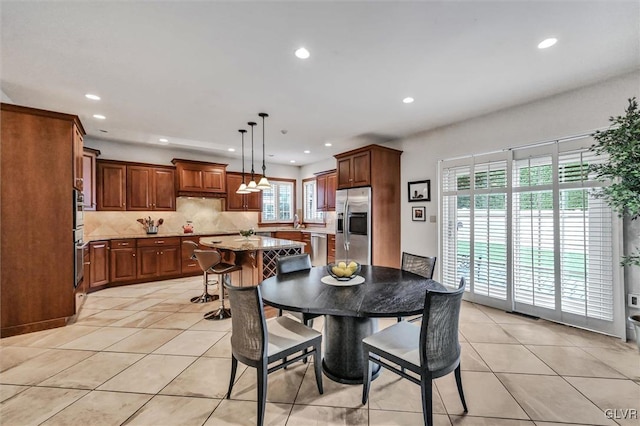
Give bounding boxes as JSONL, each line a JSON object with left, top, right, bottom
{"left": 412, "top": 206, "right": 426, "bottom": 222}
{"left": 408, "top": 179, "right": 431, "bottom": 202}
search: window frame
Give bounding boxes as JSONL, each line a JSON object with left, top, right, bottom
{"left": 302, "top": 177, "right": 324, "bottom": 224}
{"left": 258, "top": 177, "right": 296, "bottom": 226}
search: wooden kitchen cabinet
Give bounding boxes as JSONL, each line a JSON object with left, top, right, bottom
{"left": 225, "top": 172, "right": 262, "bottom": 211}
{"left": 89, "top": 241, "right": 109, "bottom": 288}
{"left": 272, "top": 231, "right": 311, "bottom": 254}
{"left": 334, "top": 144, "right": 403, "bottom": 268}
{"left": 109, "top": 239, "right": 137, "bottom": 282}
{"left": 172, "top": 159, "right": 227, "bottom": 197}
{"left": 327, "top": 234, "right": 336, "bottom": 264}
{"left": 315, "top": 169, "right": 337, "bottom": 211}
{"left": 301, "top": 232, "right": 312, "bottom": 255}
{"left": 336, "top": 150, "right": 371, "bottom": 189}
{"left": 82, "top": 148, "right": 100, "bottom": 211}
{"left": 97, "top": 161, "right": 127, "bottom": 211}
{"left": 136, "top": 237, "right": 181, "bottom": 280}
{"left": 127, "top": 165, "right": 175, "bottom": 211}
{"left": 1, "top": 104, "right": 85, "bottom": 337}
{"left": 73, "top": 125, "right": 84, "bottom": 191}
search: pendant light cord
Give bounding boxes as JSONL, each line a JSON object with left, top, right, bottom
{"left": 259, "top": 112, "right": 269, "bottom": 176}
{"left": 248, "top": 122, "right": 256, "bottom": 181}
{"left": 239, "top": 129, "right": 246, "bottom": 184}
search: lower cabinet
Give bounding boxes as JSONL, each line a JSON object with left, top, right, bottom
{"left": 110, "top": 239, "right": 137, "bottom": 282}
{"left": 89, "top": 241, "right": 109, "bottom": 288}
{"left": 301, "top": 232, "right": 312, "bottom": 255}
{"left": 136, "top": 237, "right": 181, "bottom": 280}
{"left": 181, "top": 236, "right": 201, "bottom": 274}
{"left": 327, "top": 234, "right": 336, "bottom": 264}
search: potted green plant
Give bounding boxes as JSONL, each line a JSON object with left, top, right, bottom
{"left": 590, "top": 97, "right": 640, "bottom": 347}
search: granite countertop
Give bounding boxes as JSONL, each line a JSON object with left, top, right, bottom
{"left": 86, "top": 226, "right": 333, "bottom": 242}
{"left": 200, "top": 235, "right": 306, "bottom": 251}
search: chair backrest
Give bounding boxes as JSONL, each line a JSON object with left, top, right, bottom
{"left": 225, "top": 283, "right": 268, "bottom": 364}
{"left": 402, "top": 252, "right": 436, "bottom": 279}
{"left": 183, "top": 240, "right": 199, "bottom": 260}
{"left": 419, "top": 277, "right": 466, "bottom": 375}
{"left": 193, "top": 249, "right": 222, "bottom": 273}
{"left": 277, "top": 253, "right": 312, "bottom": 276}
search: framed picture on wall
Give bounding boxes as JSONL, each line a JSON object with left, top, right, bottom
{"left": 408, "top": 180, "right": 431, "bottom": 202}
{"left": 412, "top": 206, "right": 426, "bottom": 222}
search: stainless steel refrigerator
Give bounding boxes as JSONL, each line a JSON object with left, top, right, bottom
{"left": 335, "top": 187, "right": 372, "bottom": 265}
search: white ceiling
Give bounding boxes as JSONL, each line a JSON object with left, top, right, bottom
{"left": 2, "top": 1, "right": 638, "bottom": 165}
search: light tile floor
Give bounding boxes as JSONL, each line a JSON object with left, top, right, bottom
{"left": 1, "top": 276, "right": 638, "bottom": 425}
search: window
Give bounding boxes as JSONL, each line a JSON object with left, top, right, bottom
{"left": 261, "top": 179, "right": 295, "bottom": 223}
{"left": 440, "top": 137, "right": 623, "bottom": 337}
{"left": 303, "top": 178, "right": 324, "bottom": 223}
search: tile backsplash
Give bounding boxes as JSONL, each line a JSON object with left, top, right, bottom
{"left": 84, "top": 197, "right": 259, "bottom": 238}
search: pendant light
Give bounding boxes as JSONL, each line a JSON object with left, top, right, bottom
{"left": 256, "top": 112, "right": 271, "bottom": 190}
{"left": 236, "top": 129, "right": 250, "bottom": 194}
{"left": 246, "top": 121, "right": 260, "bottom": 192}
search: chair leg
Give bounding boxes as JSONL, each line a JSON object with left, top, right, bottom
{"left": 257, "top": 364, "right": 267, "bottom": 426}
{"left": 313, "top": 343, "right": 324, "bottom": 394}
{"left": 397, "top": 316, "right": 402, "bottom": 322}
{"left": 454, "top": 364, "right": 468, "bottom": 412}
{"left": 420, "top": 374, "right": 433, "bottom": 426}
{"left": 361, "top": 350, "right": 372, "bottom": 404}
{"left": 227, "top": 355, "right": 238, "bottom": 399}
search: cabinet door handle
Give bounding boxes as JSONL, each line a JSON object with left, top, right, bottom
{"left": 84, "top": 262, "right": 91, "bottom": 265}
{"left": 133, "top": 253, "right": 136, "bottom": 257}
{"left": 155, "top": 241, "right": 164, "bottom": 244}
{"left": 93, "top": 244, "right": 106, "bottom": 248}
{"left": 120, "top": 243, "right": 129, "bottom": 246}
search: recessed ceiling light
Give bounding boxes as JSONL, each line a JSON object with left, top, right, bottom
{"left": 304, "top": 150, "right": 310, "bottom": 154}
{"left": 294, "top": 47, "right": 310, "bottom": 59}
{"left": 403, "top": 97, "right": 414, "bottom": 104}
{"left": 93, "top": 114, "right": 106, "bottom": 120}
{"left": 158, "top": 138, "right": 168, "bottom": 143}
{"left": 290, "top": 160, "right": 296, "bottom": 163}
{"left": 85, "top": 93, "right": 101, "bottom": 101}
{"left": 228, "top": 148, "right": 235, "bottom": 152}
{"left": 324, "top": 143, "right": 332, "bottom": 147}
{"left": 537, "top": 38, "right": 557, "bottom": 49}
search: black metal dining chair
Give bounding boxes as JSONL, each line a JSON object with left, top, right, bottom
{"left": 276, "top": 253, "right": 322, "bottom": 328}
{"left": 362, "top": 277, "right": 468, "bottom": 426}
{"left": 398, "top": 252, "right": 437, "bottom": 322}
{"left": 225, "top": 282, "right": 323, "bottom": 426}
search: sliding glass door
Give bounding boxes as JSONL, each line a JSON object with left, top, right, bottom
{"left": 440, "top": 137, "right": 625, "bottom": 336}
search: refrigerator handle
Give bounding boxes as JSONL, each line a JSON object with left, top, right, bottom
{"left": 344, "top": 199, "right": 350, "bottom": 252}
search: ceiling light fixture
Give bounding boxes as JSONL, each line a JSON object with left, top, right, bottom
{"left": 93, "top": 114, "right": 106, "bottom": 120}
{"left": 324, "top": 143, "right": 332, "bottom": 147}
{"left": 304, "top": 150, "right": 310, "bottom": 154}
{"left": 295, "top": 47, "right": 310, "bottom": 59}
{"left": 228, "top": 148, "right": 235, "bottom": 152}
{"left": 256, "top": 112, "right": 271, "bottom": 190}
{"left": 158, "top": 138, "right": 168, "bottom": 143}
{"left": 290, "top": 160, "right": 296, "bottom": 163}
{"left": 85, "top": 93, "right": 101, "bottom": 100}
{"left": 236, "top": 129, "right": 250, "bottom": 194}
{"left": 537, "top": 37, "right": 557, "bottom": 49}
{"left": 246, "top": 122, "right": 260, "bottom": 192}
{"left": 403, "top": 97, "right": 415, "bottom": 104}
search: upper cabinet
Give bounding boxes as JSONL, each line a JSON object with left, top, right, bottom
{"left": 97, "top": 161, "right": 127, "bottom": 211}
{"left": 315, "top": 169, "right": 337, "bottom": 211}
{"left": 73, "top": 125, "right": 85, "bottom": 191}
{"left": 334, "top": 145, "right": 402, "bottom": 190}
{"left": 127, "top": 165, "right": 175, "bottom": 211}
{"left": 97, "top": 160, "right": 176, "bottom": 211}
{"left": 225, "top": 172, "right": 262, "bottom": 211}
{"left": 172, "top": 159, "right": 227, "bottom": 197}
{"left": 82, "top": 147, "right": 100, "bottom": 211}
{"left": 336, "top": 150, "right": 371, "bottom": 189}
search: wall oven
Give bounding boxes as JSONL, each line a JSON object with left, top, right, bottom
{"left": 73, "top": 190, "right": 85, "bottom": 287}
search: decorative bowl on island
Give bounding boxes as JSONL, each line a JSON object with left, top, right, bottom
{"left": 326, "top": 261, "right": 361, "bottom": 281}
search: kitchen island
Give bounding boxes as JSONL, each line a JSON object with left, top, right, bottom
{"left": 200, "top": 235, "right": 306, "bottom": 286}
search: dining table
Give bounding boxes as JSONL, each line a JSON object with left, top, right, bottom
{"left": 259, "top": 265, "right": 446, "bottom": 384}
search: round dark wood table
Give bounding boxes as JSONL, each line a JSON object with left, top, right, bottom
{"left": 259, "top": 265, "right": 446, "bottom": 384}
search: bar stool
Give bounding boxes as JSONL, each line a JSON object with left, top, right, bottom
{"left": 193, "top": 249, "right": 243, "bottom": 321}
{"left": 185, "top": 241, "right": 217, "bottom": 304}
